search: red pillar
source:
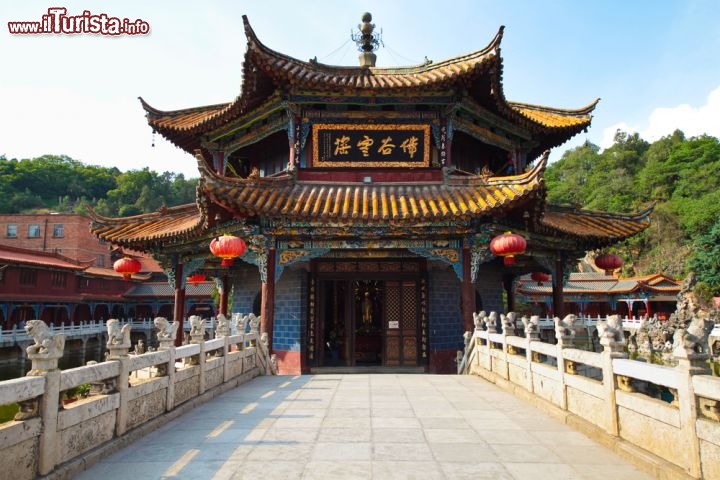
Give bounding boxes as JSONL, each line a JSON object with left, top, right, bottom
{"left": 552, "top": 254, "right": 565, "bottom": 318}
{"left": 261, "top": 248, "right": 276, "bottom": 350}
{"left": 461, "top": 245, "right": 475, "bottom": 332}
{"left": 219, "top": 276, "right": 229, "bottom": 316}
{"left": 173, "top": 262, "right": 185, "bottom": 346}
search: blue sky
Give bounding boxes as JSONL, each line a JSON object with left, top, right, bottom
{"left": 2, "top": 1, "right": 719, "bottom": 178}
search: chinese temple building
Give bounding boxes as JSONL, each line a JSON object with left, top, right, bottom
{"left": 0, "top": 244, "right": 215, "bottom": 329}
{"left": 88, "top": 14, "right": 651, "bottom": 374}
{"left": 516, "top": 272, "right": 680, "bottom": 321}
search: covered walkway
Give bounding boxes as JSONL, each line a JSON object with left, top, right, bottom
{"left": 76, "top": 374, "right": 654, "bottom": 480}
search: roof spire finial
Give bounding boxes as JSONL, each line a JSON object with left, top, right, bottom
{"left": 352, "top": 12, "right": 382, "bottom": 67}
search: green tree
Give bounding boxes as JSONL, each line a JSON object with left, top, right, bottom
{"left": 688, "top": 218, "right": 720, "bottom": 294}
{"left": 583, "top": 131, "right": 649, "bottom": 212}
{"left": 545, "top": 141, "right": 599, "bottom": 206}
{"left": 637, "top": 130, "right": 686, "bottom": 200}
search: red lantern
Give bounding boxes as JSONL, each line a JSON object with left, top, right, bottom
{"left": 186, "top": 273, "right": 206, "bottom": 287}
{"left": 490, "top": 232, "right": 527, "bottom": 266}
{"left": 531, "top": 271, "right": 550, "bottom": 285}
{"left": 113, "top": 256, "right": 141, "bottom": 280}
{"left": 595, "top": 253, "right": 623, "bottom": 275}
{"left": 210, "top": 234, "right": 246, "bottom": 267}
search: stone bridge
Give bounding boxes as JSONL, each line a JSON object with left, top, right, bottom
{"left": 0, "top": 314, "right": 719, "bottom": 479}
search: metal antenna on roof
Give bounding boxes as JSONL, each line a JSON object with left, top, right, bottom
{"left": 351, "top": 12, "right": 382, "bottom": 67}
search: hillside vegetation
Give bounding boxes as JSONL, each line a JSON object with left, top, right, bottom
{"left": 0, "top": 154, "right": 197, "bottom": 217}
{"left": 545, "top": 130, "right": 720, "bottom": 295}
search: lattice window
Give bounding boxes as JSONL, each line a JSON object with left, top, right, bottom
{"left": 386, "top": 284, "right": 401, "bottom": 323}
{"left": 403, "top": 282, "right": 417, "bottom": 329}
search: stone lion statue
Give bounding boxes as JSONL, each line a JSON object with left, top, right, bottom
{"left": 248, "top": 313, "right": 261, "bottom": 334}
{"left": 107, "top": 318, "right": 131, "bottom": 347}
{"left": 482, "top": 311, "right": 497, "bottom": 333}
{"left": 521, "top": 315, "right": 539, "bottom": 337}
{"left": 233, "top": 313, "right": 247, "bottom": 333}
{"left": 25, "top": 319, "right": 65, "bottom": 356}
{"left": 554, "top": 314, "right": 577, "bottom": 340}
{"left": 215, "top": 313, "right": 231, "bottom": 337}
{"left": 596, "top": 314, "right": 624, "bottom": 344}
{"left": 473, "top": 311, "right": 486, "bottom": 330}
{"left": 501, "top": 312, "right": 516, "bottom": 335}
{"left": 673, "top": 316, "right": 715, "bottom": 357}
{"left": 189, "top": 315, "right": 206, "bottom": 335}
{"left": 154, "top": 317, "right": 179, "bottom": 341}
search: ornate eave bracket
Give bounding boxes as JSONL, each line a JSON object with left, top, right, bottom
{"left": 276, "top": 247, "right": 330, "bottom": 282}
{"left": 165, "top": 257, "right": 206, "bottom": 289}
{"left": 220, "top": 233, "right": 269, "bottom": 282}
{"left": 408, "top": 247, "right": 462, "bottom": 281}
{"left": 470, "top": 245, "right": 493, "bottom": 283}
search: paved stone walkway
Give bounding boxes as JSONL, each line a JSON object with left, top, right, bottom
{"left": 76, "top": 374, "right": 655, "bottom": 479}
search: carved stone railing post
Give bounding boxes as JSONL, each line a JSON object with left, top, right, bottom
{"left": 472, "top": 311, "right": 487, "bottom": 346}
{"left": 249, "top": 314, "right": 261, "bottom": 347}
{"left": 233, "top": 313, "right": 248, "bottom": 351}
{"left": 671, "top": 316, "right": 714, "bottom": 478}
{"left": 554, "top": 314, "right": 577, "bottom": 410}
{"left": 22, "top": 320, "right": 65, "bottom": 476}
{"left": 214, "top": 313, "right": 231, "bottom": 339}
{"left": 484, "top": 311, "right": 497, "bottom": 335}
{"left": 105, "top": 318, "right": 132, "bottom": 360}
{"left": 522, "top": 316, "right": 542, "bottom": 377}
{"left": 187, "top": 315, "right": 206, "bottom": 365}
{"left": 188, "top": 315, "right": 206, "bottom": 344}
{"left": 105, "top": 319, "right": 132, "bottom": 436}
{"left": 597, "top": 314, "right": 628, "bottom": 437}
{"left": 154, "top": 316, "right": 178, "bottom": 375}
{"left": 501, "top": 312, "right": 516, "bottom": 354}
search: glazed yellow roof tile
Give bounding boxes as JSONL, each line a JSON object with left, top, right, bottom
{"left": 88, "top": 204, "right": 204, "bottom": 246}
{"left": 200, "top": 158, "right": 546, "bottom": 224}
{"left": 511, "top": 106, "right": 591, "bottom": 129}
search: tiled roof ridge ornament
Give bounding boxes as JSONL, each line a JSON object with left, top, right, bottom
{"left": 352, "top": 12, "right": 382, "bottom": 67}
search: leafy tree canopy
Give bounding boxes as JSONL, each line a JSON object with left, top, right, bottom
{"left": 0, "top": 155, "right": 197, "bottom": 215}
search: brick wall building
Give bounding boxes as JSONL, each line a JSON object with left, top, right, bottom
{"left": 0, "top": 214, "right": 112, "bottom": 268}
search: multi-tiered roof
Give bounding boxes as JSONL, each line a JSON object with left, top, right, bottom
{"left": 90, "top": 16, "right": 650, "bottom": 257}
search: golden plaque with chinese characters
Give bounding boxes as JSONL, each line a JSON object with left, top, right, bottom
{"left": 312, "top": 123, "right": 431, "bottom": 167}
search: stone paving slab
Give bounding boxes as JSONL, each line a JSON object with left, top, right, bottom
{"left": 75, "top": 374, "right": 656, "bottom": 479}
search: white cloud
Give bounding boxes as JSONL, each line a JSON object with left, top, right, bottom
{"left": 642, "top": 85, "right": 720, "bottom": 141}
{"left": 600, "top": 85, "right": 720, "bottom": 150}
